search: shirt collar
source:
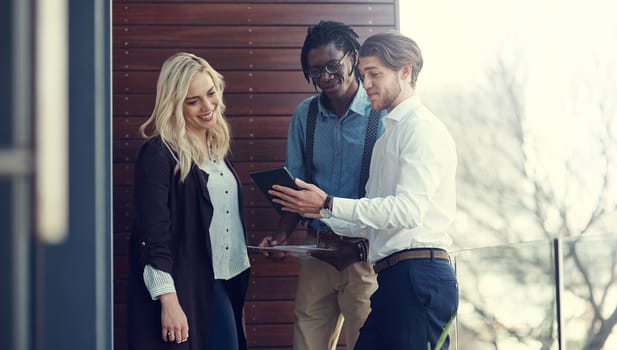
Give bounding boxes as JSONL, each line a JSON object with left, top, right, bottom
{"left": 317, "top": 82, "right": 370, "bottom": 118}
{"left": 386, "top": 95, "right": 422, "bottom": 122}
{"left": 348, "top": 84, "right": 371, "bottom": 115}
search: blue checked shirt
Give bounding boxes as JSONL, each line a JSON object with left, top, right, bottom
{"left": 285, "top": 84, "right": 384, "bottom": 231}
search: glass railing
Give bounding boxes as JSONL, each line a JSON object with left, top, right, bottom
{"left": 449, "top": 234, "right": 617, "bottom": 350}
{"left": 561, "top": 234, "right": 617, "bottom": 350}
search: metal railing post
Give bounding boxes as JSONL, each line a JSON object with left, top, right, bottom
{"left": 554, "top": 238, "right": 565, "bottom": 350}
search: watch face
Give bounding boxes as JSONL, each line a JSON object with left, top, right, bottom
{"left": 319, "top": 208, "right": 332, "bottom": 218}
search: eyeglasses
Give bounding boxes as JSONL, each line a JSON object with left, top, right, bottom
{"left": 306, "top": 53, "right": 349, "bottom": 79}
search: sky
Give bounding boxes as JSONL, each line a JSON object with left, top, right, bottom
{"left": 400, "top": 0, "right": 617, "bottom": 232}
{"left": 400, "top": 0, "right": 617, "bottom": 93}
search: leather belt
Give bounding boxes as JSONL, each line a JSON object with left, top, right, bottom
{"left": 373, "top": 248, "right": 450, "bottom": 274}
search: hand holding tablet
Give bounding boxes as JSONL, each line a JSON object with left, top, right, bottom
{"left": 249, "top": 166, "right": 298, "bottom": 215}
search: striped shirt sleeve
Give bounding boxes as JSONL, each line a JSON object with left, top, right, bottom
{"left": 143, "top": 264, "right": 176, "bottom": 300}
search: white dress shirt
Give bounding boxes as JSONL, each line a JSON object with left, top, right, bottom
{"left": 323, "top": 95, "right": 457, "bottom": 263}
{"left": 143, "top": 158, "right": 250, "bottom": 300}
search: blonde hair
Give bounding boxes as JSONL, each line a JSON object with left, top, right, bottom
{"left": 139, "top": 52, "right": 231, "bottom": 181}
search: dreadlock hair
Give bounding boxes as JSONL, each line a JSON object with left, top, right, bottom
{"left": 300, "top": 20, "right": 361, "bottom": 84}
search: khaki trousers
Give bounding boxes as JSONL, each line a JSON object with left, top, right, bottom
{"left": 293, "top": 257, "right": 377, "bottom": 350}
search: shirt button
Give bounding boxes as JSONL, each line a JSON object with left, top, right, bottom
{"left": 220, "top": 173, "right": 223, "bottom": 176}
{"left": 225, "top": 246, "right": 229, "bottom": 250}
{"left": 226, "top": 210, "right": 230, "bottom": 214}
{"left": 225, "top": 190, "right": 228, "bottom": 194}
{"left": 141, "top": 241, "right": 146, "bottom": 246}
{"left": 335, "top": 151, "right": 341, "bottom": 157}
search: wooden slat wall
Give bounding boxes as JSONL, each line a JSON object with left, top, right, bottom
{"left": 113, "top": 1, "right": 398, "bottom": 349}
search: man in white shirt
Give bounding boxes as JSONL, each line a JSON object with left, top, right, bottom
{"left": 268, "top": 31, "right": 459, "bottom": 349}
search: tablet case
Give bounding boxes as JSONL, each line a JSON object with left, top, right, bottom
{"left": 249, "top": 166, "right": 298, "bottom": 215}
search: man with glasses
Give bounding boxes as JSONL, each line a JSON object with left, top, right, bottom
{"left": 258, "top": 20, "right": 383, "bottom": 350}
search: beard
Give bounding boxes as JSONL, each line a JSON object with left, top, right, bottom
{"left": 372, "top": 82, "right": 401, "bottom": 111}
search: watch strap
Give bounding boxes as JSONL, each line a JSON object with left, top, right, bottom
{"left": 322, "top": 195, "right": 333, "bottom": 211}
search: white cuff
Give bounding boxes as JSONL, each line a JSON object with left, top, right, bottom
{"left": 332, "top": 197, "right": 357, "bottom": 221}
{"left": 143, "top": 265, "right": 176, "bottom": 300}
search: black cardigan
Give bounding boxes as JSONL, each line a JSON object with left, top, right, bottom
{"left": 127, "top": 136, "right": 250, "bottom": 349}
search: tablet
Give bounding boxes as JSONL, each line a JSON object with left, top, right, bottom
{"left": 246, "top": 245, "right": 336, "bottom": 258}
{"left": 249, "top": 166, "right": 299, "bottom": 215}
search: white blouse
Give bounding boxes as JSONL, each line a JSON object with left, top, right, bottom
{"left": 142, "top": 158, "right": 249, "bottom": 300}
{"left": 199, "top": 158, "right": 250, "bottom": 279}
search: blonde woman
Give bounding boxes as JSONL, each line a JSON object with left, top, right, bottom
{"left": 127, "top": 52, "right": 250, "bottom": 349}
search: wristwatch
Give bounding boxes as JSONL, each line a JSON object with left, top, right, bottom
{"left": 319, "top": 195, "right": 333, "bottom": 218}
